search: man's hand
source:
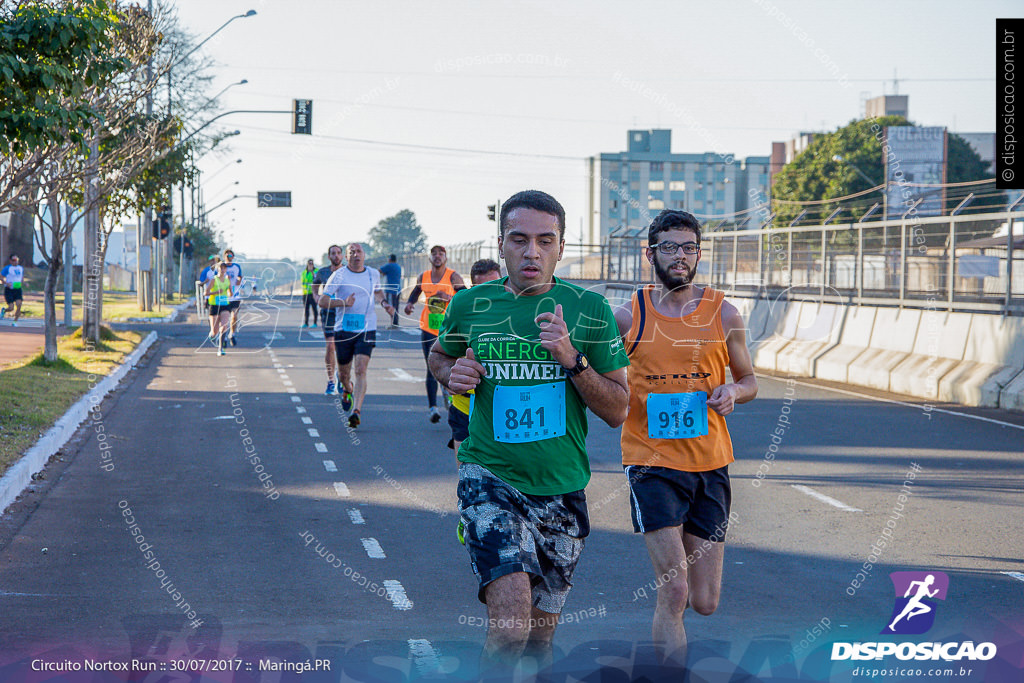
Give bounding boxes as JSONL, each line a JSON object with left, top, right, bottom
{"left": 449, "top": 348, "right": 486, "bottom": 394}
{"left": 707, "top": 384, "right": 739, "bottom": 416}
{"left": 404, "top": 301, "right": 415, "bottom": 316}
{"left": 341, "top": 293, "right": 356, "bottom": 307}
{"left": 536, "top": 304, "right": 576, "bottom": 368}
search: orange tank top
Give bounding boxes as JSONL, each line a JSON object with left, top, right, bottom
{"left": 621, "top": 285, "right": 734, "bottom": 472}
{"left": 419, "top": 267, "right": 456, "bottom": 334}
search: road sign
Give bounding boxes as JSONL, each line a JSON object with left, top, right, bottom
{"left": 258, "top": 191, "right": 292, "bottom": 208}
{"left": 293, "top": 99, "right": 312, "bottom": 135}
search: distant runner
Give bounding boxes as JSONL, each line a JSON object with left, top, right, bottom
{"left": 0, "top": 254, "right": 24, "bottom": 325}
{"left": 198, "top": 254, "right": 220, "bottom": 339}
{"left": 300, "top": 259, "right": 318, "bottom": 328}
{"left": 319, "top": 242, "right": 395, "bottom": 428}
{"left": 404, "top": 245, "right": 466, "bottom": 423}
{"left": 312, "top": 245, "right": 343, "bottom": 395}
{"left": 205, "top": 261, "right": 233, "bottom": 356}
{"left": 223, "top": 249, "right": 243, "bottom": 346}
{"left": 615, "top": 209, "right": 757, "bottom": 667}
{"left": 429, "top": 190, "right": 629, "bottom": 675}
{"left": 379, "top": 254, "right": 402, "bottom": 328}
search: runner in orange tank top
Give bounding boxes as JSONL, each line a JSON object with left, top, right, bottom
{"left": 404, "top": 245, "right": 466, "bottom": 422}
{"left": 613, "top": 209, "right": 758, "bottom": 668}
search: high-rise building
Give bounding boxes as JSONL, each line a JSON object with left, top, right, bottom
{"left": 587, "top": 130, "right": 771, "bottom": 241}
{"left": 865, "top": 94, "right": 909, "bottom": 119}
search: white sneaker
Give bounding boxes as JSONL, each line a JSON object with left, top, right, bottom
{"left": 429, "top": 406, "right": 442, "bottom": 423}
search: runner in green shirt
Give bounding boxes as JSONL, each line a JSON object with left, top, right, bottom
{"left": 429, "top": 190, "right": 629, "bottom": 674}
{"left": 300, "top": 260, "right": 318, "bottom": 328}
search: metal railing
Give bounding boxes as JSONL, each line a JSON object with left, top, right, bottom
{"left": 574, "top": 210, "right": 1024, "bottom": 315}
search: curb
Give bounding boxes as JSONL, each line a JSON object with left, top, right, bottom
{"left": 115, "top": 298, "right": 195, "bottom": 323}
{"left": 0, "top": 330, "right": 158, "bottom": 516}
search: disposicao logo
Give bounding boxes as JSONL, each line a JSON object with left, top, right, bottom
{"left": 831, "top": 570, "right": 997, "bottom": 662}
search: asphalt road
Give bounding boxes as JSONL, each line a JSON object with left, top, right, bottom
{"left": 0, "top": 299, "right": 1022, "bottom": 682}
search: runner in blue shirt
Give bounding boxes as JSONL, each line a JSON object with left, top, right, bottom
{"left": 378, "top": 254, "right": 402, "bottom": 327}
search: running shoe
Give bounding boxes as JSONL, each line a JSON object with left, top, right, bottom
{"left": 429, "top": 406, "right": 442, "bottom": 423}
{"left": 0, "top": 308, "right": 5, "bottom": 319}
{"left": 218, "top": 347, "right": 225, "bottom": 356}
{"left": 456, "top": 519, "right": 465, "bottom": 545}
{"left": 325, "top": 381, "right": 335, "bottom": 395}
{"left": 302, "top": 323, "right": 308, "bottom": 328}
{"left": 230, "top": 335, "right": 237, "bottom": 347}
{"left": 341, "top": 390, "right": 353, "bottom": 412}
{"left": 348, "top": 409, "right": 360, "bottom": 429}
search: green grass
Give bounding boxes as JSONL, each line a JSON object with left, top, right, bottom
{"left": 15, "top": 290, "right": 184, "bottom": 321}
{"left": 0, "top": 326, "right": 144, "bottom": 476}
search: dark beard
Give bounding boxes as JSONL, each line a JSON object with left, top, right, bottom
{"left": 653, "top": 256, "right": 694, "bottom": 290}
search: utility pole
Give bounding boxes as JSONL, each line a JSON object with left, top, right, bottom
{"left": 83, "top": 138, "right": 100, "bottom": 343}
{"left": 139, "top": 0, "right": 154, "bottom": 311}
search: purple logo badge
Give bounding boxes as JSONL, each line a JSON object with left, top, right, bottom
{"left": 882, "top": 571, "right": 949, "bottom": 635}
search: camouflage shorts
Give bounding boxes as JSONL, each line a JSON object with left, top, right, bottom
{"left": 456, "top": 463, "right": 590, "bottom": 614}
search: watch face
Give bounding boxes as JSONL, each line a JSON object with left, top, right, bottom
{"left": 579, "top": 354, "right": 589, "bottom": 369}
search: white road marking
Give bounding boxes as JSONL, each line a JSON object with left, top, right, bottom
{"left": 301, "top": 417, "right": 313, "bottom": 424}
{"left": 323, "top": 460, "right": 337, "bottom": 472}
{"left": 347, "top": 508, "right": 365, "bottom": 524}
{"left": 333, "top": 482, "right": 350, "bottom": 497}
{"left": 408, "top": 639, "right": 441, "bottom": 676}
{"left": 1001, "top": 571, "right": 1024, "bottom": 583}
{"left": 296, "top": 406, "right": 306, "bottom": 414}
{"left": 308, "top": 428, "right": 320, "bottom": 438}
{"left": 388, "top": 367, "right": 420, "bottom": 382}
{"left": 383, "top": 580, "right": 413, "bottom": 610}
{"left": 791, "top": 485, "right": 863, "bottom": 512}
{"left": 361, "top": 537, "right": 386, "bottom": 559}
{"left": 287, "top": 387, "right": 297, "bottom": 394}
{"left": 291, "top": 396, "right": 301, "bottom": 403}
{"left": 208, "top": 415, "right": 235, "bottom": 421}
{"left": 762, "top": 375, "right": 1024, "bottom": 432}
{"left": 314, "top": 442, "right": 327, "bottom": 453}
{"left": 277, "top": 368, "right": 286, "bottom": 374}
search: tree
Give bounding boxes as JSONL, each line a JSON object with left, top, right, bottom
{"left": 367, "top": 209, "right": 428, "bottom": 257}
{"left": 771, "top": 116, "right": 998, "bottom": 226}
{"left": 0, "top": 0, "right": 128, "bottom": 213}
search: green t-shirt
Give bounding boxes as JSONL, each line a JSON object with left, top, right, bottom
{"left": 437, "top": 277, "right": 629, "bottom": 496}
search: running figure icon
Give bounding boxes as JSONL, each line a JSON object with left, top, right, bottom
{"left": 888, "top": 574, "right": 939, "bottom": 631}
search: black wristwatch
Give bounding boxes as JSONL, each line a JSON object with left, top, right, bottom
{"left": 565, "top": 351, "right": 590, "bottom": 377}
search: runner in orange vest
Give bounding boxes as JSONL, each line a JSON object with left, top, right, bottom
{"left": 614, "top": 209, "right": 757, "bottom": 668}
{"left": 404, "top": 245, "right": 466, "bottom": 423}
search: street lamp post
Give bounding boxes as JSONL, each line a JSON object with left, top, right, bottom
{"left": 167, "top": 11, "right": 255, "bottom": 299}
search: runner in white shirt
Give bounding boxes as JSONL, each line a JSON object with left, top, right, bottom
{"left": 318, "top": 242, "right": 395, "bottom": 428}
{"left": 0, "top": 254, "right": 25, "bottom": 324}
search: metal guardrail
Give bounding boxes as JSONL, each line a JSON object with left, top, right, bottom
{"left": 576, "top": 210, "right": 1024, "bottom": 316}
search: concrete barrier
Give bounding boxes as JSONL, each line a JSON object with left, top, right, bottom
{"left": 845, "top": 308, "right": 922, "bottom": 391}
{"left": 888, "top": 311, "right": 972, "bottom": 399}
{"left": 815, "top": 306, "right": 878, "bottom": 384}
{"left": 999, "top": 366, "right": 1024, "bottom": 411}
{"left": 750, "top": 301, "right": 801, "bottom": 371}
{"left": 775, "top": 302, "right": 845, "bottom": 377}
{"left": 745, "top": 297, "right": 787, "bottom": 354}
{"left": 939, "top": 315, "right": 1024, "bottom": 408}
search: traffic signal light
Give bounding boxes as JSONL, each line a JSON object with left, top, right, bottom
{"left": 153, "top": 207, "right": 171, "bottom": 239}
{"left": 487, "top": 204, "right": 496, "bottom": 221}
{"left": 173, "top": 235, "right": 194, "bottom": 257}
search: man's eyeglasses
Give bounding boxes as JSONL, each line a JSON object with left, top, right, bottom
{"left": 651, "top": 241, "right": 700, "bottom": 256}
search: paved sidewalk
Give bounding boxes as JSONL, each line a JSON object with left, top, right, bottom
{"left": 0, "top": 323, "right": 70, "bottom": 368}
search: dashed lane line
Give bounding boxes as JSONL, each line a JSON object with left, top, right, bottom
{"left": 791, "top": 484, "right": 863, "bottom": 512}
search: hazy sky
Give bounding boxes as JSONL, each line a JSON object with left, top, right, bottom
{"left": 172, "top": 0, "right": 1010, "bottom": 261}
